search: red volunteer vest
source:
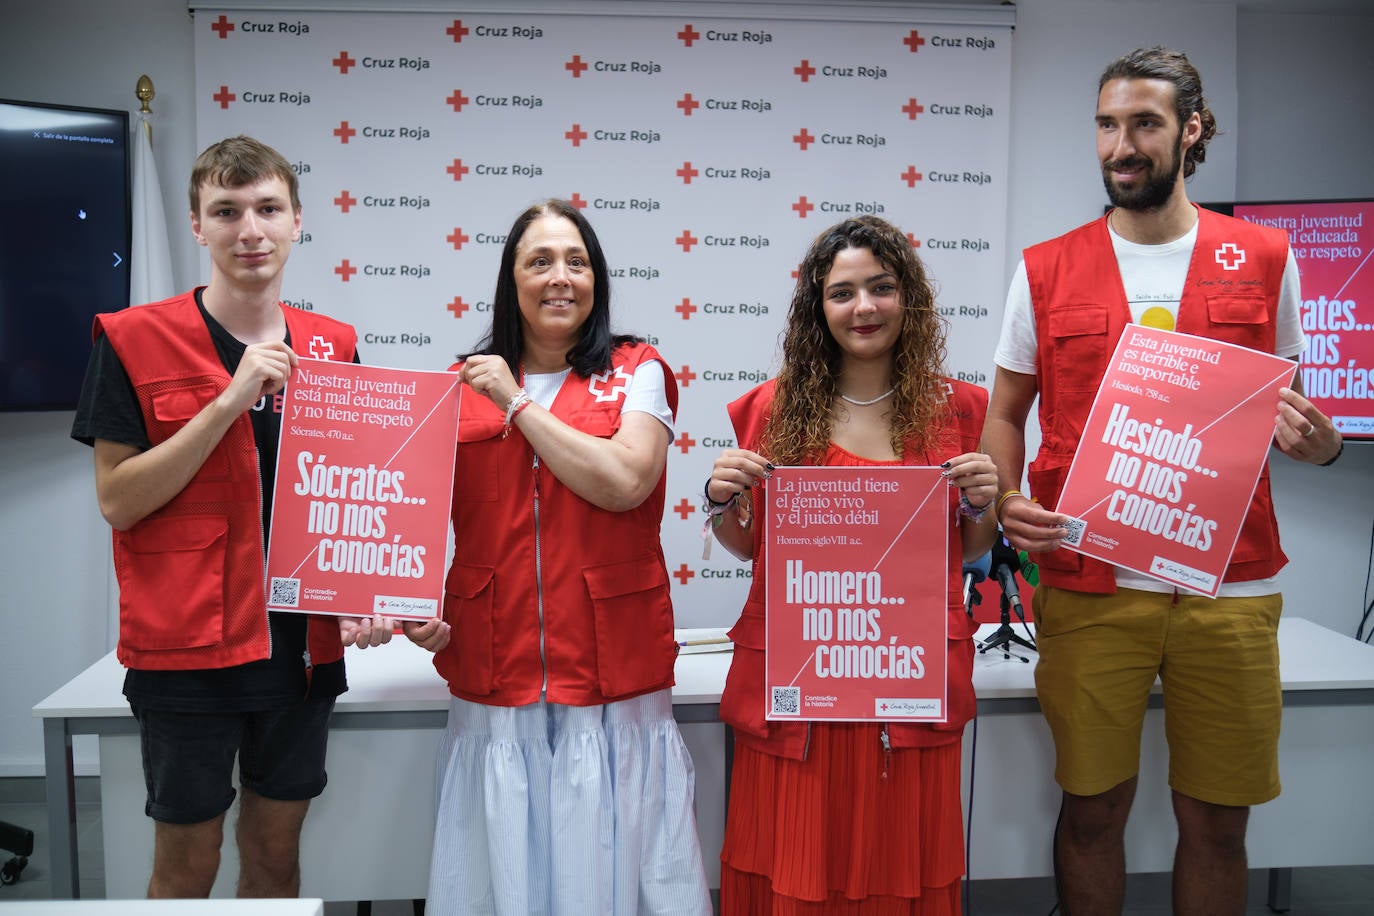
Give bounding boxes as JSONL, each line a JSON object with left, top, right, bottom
{"left": 434, "top": 343, "right": 680, "bottom": 707}
{"left": 718, "top": 378, "right": 987, "bottom": 761}
{"left": 1024, "top": 207, "right": 1289, "bottom": 592}
{"left": 96, "top": 290, "right": 358, "bottom": 670}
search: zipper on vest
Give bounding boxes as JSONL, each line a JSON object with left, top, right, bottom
{"left": 254, "top": 444, "right": 273, "bottom": 662}
{"left": 533, "top": 452, "right": 548, "bottom": 689}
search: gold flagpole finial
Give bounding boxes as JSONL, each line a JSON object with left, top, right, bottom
{"left": 135, "top": 75, "right": 155, "bottom": 114}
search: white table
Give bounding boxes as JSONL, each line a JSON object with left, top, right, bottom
{"left": 35, "top": 618, "right": 1374, "bottom": 906}
{"left": 3, "top": 901, "right": 324, "bottom": 915}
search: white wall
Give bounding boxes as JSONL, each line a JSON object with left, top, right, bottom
{"left": 2, "top": 0, "right": 1372, "bottom": 778}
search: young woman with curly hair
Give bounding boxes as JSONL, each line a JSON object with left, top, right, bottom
{"left": 706, "top": 215, "right": 1000, "bottom": 915}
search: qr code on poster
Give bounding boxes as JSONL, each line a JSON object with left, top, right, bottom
{"left": 770, "top": 686, "right": 800, "bottom": 716}
{"left": 1062, "top": 516, "right": 1087, "bottom": 547}
{"left": 269, "top": 577, "right": 300, "bottom": 608}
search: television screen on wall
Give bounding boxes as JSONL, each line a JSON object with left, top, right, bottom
{"left": 1200, "top": 199, "right": 1373, "bottom": 443}
{"left": 0, "top": 98, "right": 130, "bottom": 411}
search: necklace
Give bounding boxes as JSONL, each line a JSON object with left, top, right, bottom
{"left": 838, "top": 388, "right": 895, "bottom": 407}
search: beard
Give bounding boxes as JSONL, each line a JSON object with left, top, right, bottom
{"left": 1102, "top": 129, "right": 1184, "bottom": 211}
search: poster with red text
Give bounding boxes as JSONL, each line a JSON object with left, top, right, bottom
{"left": 266, "top": 358, "right": 459, "bottom": 621}
{"left": 765, "top": 466, "right": 949, "bottom": 722}
{"left": 1054, "top": 325, "right": 1295, "bottom": 597}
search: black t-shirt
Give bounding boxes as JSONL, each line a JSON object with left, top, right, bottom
{"left": 71, "top": 290, "right": 351, "bottom": 711}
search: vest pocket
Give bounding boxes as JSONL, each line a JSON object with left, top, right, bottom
{"left": 1205, "top": 294, "right": 1270, "bottom": 351}
{"left": 453, "top": 429, "right": 502, "bottom": 503}
{"left": 117, "top": 515, "right": 227, "bottom": 650}
{"left": 149, "top": 383, "right": 230, "bottom": 478}
{"left": 443, "top": 563, "right": 496, "bottom": 695}
{"left": 1048, "top": 304, "right": 1110, "bottom": 395}
{"left": 584, "top": 557, "right": 675, "bottom": 698}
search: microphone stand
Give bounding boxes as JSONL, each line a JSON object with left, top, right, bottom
{"left": 977, "top": 590, "right": 1036, "bottom": 663}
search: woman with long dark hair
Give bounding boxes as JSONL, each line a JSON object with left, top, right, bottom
{"left": 706, "top": 216, "right": 999, "bottom": 914}
{"left": 419, "top": 200, "right": 711, "bottom": 916}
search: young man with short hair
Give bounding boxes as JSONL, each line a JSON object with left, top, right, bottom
{"left": 72, "top": 135, "right": 445, "bottom": 897}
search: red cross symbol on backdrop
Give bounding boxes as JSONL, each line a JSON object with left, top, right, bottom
{"left": 903, "top": 29, "right": 926, "bottom": 52}
{"left": 674, "top": 365, "right": 697, "bottom": 387}
{"left": 333, "top": 121, "right": 356, "bottom": 144}
{"left": 447, "top": 89, "right": 469, "bottom": 112}
{"left": 902, "top": 98, "right": 925, "bottom": 120}
{"left": 1215, "top": 242, "right": 1247, "bottom": 270}
{"left": 678, "top": 23, "right": 700, "bottom": 47}
{"left": 792, "top": 196, "right": 815, "bottom": 219}
{"left": 675, "top": 230, "right": 699, "bottom": 252}
{"left": 565, "top": 123, "right": 588, "bottom": 147}
{"left": 334, "top": 259, "right": 357, "bottom": 282}
{"left": 793, "top": 128, "right": 815, "bottom": 151}
{"left": 446, "top": 19, "right": 468, "bottom": 42}
{"left": 794, "top": 59, "right": 817, "bottom": 82}
{"left": 565, "top": 55, "right": 588, "bottom": 78}
{"left": 677, "top": 161, "right": 699, "bottom": 184}
{"left": 212, "top": 86, "right": 236, "bottom": 110}
{"left": 446, "top": 227, "right": 469, "bottom": 250}
{"left": 673, "top": 498, "right": 694, "bottom": 521}
{"left": 334, "top": 190, "right": 357, "bottom": 213}
{"left": 446, "top": 158, "right": 469, "bottom": 181}
{"left": 906, "top": 233, "right": 921, "bottom": 249}
{"left": 568, "top": 193, "right": 588, "bottom": 210}
{"left": 677, "top": 93, "right": 700, "bottom": 116}
{"left": 901, "top": 166, "right": 923, "bottom": 187}
{"left": 210, "top": 15, "right": 234, "bottom": 39}
{"left": 333, "top": 51, "right": 356, "bottom": 74}
{"left": 672, "top": 563, "right": 695, "bottom": 586}
{"left": 447, "top": 296, "right": 470, "bottom": 318}
{"left": 675, "top": 432, "right": 696, "bottom": 454}
{"left": 675, "top": 297, "right": 697, "bottom": 320}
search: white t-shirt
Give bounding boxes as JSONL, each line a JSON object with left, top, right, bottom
{"left": 993, "top": 220, "right": 1306, "bottom": 597}
{"left": 523, "top": 361, "right": 675, "bottom": 437}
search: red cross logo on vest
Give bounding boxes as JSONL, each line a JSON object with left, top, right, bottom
{"left": 308, "top": 335, "right": 334, "bottom": 360}
{"left": 587, "top": 365, "right": 632, "bottom": 402}
{"left": 1214, "top": 242, "right": 1246, "bottom": 271}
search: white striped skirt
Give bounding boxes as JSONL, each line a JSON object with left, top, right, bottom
{"left": 426, "top": 689, "right": 713, "bottom": 916}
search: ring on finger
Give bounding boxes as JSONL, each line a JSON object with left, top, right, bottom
{"left": 1302, "top": 424, "right": 1316, "bottom": 438}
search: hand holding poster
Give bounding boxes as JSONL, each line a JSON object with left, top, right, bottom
{"left": 266, "top": 358, "right": 459, "bottom": 621}
{"left": 764, "top": 466, "right": 949, "bottom": 722}
{"left": 1054, "top": 325, "right": 1295, "bottom": 596}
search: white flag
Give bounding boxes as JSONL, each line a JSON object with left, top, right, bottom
{"left": 130, "top": 110, "right": 175, "bottom": 306}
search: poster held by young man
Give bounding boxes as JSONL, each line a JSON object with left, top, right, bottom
{"left": 1053, "top": 324, "right": 1298, "bottom": 596}
{"left": 266, "top": 358, "right": 459, "bottom": 621}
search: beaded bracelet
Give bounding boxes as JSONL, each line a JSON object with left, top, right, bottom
{"left": 958, "top": 493, "right": 992, "bottom": 522}
{"left": 502, "top": 388, "right": 532, "bottom": 438}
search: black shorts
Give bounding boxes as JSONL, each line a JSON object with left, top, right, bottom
{"left": 131, "top": 699, "right": 336, "bottom": 825}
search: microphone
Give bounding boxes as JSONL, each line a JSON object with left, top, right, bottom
{"left": 962, "top": 551, "right": 991, "bottom": 617}
{"left": 990, "top": 536, "right": 1026, "bottom": 621}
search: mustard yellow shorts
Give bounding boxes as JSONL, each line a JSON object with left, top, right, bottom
{"left": 1032, "top": 585, "right": 1282, "bottom": 807}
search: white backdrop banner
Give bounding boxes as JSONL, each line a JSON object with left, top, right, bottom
{"left": 194, "top": 5, "right": 1013, "bottom": 627}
